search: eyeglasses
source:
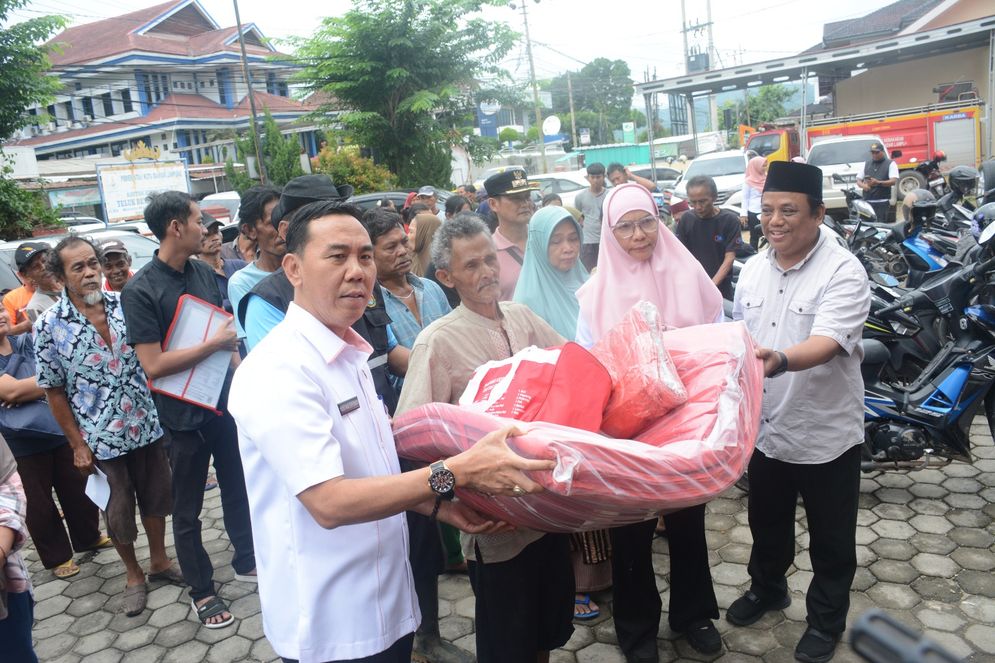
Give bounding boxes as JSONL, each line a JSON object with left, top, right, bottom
{"left": 612, "top": 216, "right": 659, "bottom": 239}
{"left": 870, "top": 149, "right": 883, "bottom": 154}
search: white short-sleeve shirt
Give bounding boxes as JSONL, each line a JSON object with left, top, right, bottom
{"left": 229, "top": 303, "right": 419, "bottom": 663}
{"left": 733, "top": 226, "right": 870, "bottom": 464}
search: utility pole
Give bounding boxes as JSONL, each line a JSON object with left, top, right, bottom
{"left": 680, "top": 0, "right": 699, "bottom": 156}
{"left": 567, "top": 71, "right": 578, "bottom": 148}
{"left": 514, "top": 1, "right": 548, "bottom": 173}
{"left": 706, "top": 0, "right": 718, "bottom": 133}
{"left": 233, "top": 0, "right": 266, "bottom": 183}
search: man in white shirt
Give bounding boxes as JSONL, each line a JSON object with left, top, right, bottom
{"left": 730, "top": 161, "right": 870, "bottom": 663}
{"left": 228, "top": 200, "right": 553, "bottom": 663}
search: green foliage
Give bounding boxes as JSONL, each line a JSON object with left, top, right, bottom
{"left": 550, "top": 58, "right": 634, "bottom": 144}
{"left": 260, "top": 112, "right": 305, "bottom": 186}
{"left": 291, "top": 0, "right": 516, "bottom": 187}
{"left": 460, "top": 130, "right": 500, "bottom": 165}
{"left": 0, "top": 159, "right": 60, "bottom": 239}
{"left": 311, "top": 148, "right": 396, "bottom": 194}
{"left": 0, "top": 0, "right": 66, "bottom": 141}
{"left": 499, "top": 127, "right": 522, "bottom": 144}
{"left": 224, "top": 160, "right": 254, "bottom": 196}
{"left": 525, "top": 126, "right": 540, "bottom": 142}
{"left": 721, "top": 84, "right": 794, "bottom": 129}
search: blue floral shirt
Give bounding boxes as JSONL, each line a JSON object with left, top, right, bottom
{"left": 33, "top": 291, "right": 162, "bottom": 460}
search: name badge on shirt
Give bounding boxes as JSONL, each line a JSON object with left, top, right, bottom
{"left": 338, "top": 397, "right": 360, "bottom": 416}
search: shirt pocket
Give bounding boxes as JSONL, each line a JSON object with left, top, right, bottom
{"left": 738, "top": 294, "right": 765, "bottom": 337}
{"left": 786, "top": 297, "right": 818, "bottom": 338}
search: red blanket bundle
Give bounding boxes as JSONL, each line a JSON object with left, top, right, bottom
{"left": 393, "top": 321, "right": 763, "bottom": 532}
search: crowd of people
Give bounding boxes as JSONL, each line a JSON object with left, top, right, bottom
{"left": 0, "top": 158, "right": 869, "bottom": 663}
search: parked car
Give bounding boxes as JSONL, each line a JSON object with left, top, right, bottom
{"left": 529, "top": 171, "right": 591, "bottom": 207}
{"left": 0, "top": 229, "right": 160, "bottom": 293}
{"left": 629, "top": 165, "right": 684, "bottom": 192}
{"left": 58, "top": 214, "right": 107, "bottom": 234}
{"left": 347, "top": 189, "right": 453, "bottom": 212}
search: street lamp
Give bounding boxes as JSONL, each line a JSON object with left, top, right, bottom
{"left": 509, "top": 0, "right": 548, "bottom": 173}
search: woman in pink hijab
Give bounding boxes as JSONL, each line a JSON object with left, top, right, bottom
{"left": 742, "top": 156, "right": 768, "bottom": 249}
{"left": 576, "top": 183, "right": 724, "bottom": 658}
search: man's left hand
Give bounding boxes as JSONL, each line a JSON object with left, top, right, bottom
{"left": 755, "top": 347, "right": 783, "bottom": 377}
{"left": 437, "top": 500, "right": 515, "bottom": 535}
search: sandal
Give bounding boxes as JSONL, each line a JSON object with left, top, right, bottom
{"left": 86, "top": 535, "right": 114, "bottom": 551}
{"left": 191, "top": 596, "right": 235, "bottom": 629}
{"left": 204, "top": 474, "right": 218, "bottom": 491}
{"left": 122, "top": 583, "right": 147, "bottom": 616}
{"left": 148, "top": 564, "right": 185, "bottom": 585}
{"left": 53, "top": 560, "right": 80, "bottom": 579}
{"left": 574, "top": 594, "right": 600, "bottom": 620}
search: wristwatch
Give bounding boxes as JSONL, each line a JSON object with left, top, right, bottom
{"left": 428, "top": 460, "right": 456, "bottom": 500}
{"left": 769, "top": 351, "right": 789, "bottom": 378}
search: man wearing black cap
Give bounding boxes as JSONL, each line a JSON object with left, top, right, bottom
{"left": 98, "top": 239, "right": 135, "bottom": 293}
{"left": 236, "top": 174, "right": 408, "bottom": 415}
{"left": 196, "top": 212, "right": 247, "bottom": 314}
{"left": 730, "top": 161, "right": 870, "bottom": 663}
{"left": 857, "top": 142, "right": 898, "bottom": 223}
{"left": 484, "top": 169, "right": 535, "bottom": 301}
{"left": 3, "top": 242, "right": 49, "bottom": 335}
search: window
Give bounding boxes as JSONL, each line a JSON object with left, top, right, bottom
{"left": 101, "top": 93, "right": 113, "bottom": 116}
{"left": 46, "top": 104, "right": 56, "bottom": 125}
{"left": 121, "top": 88, "right": 133, "bottom": 113}
{"left": 74, "top": 82, "right": 81, "bottom": 91}
{"left": 81, "top": 96, "right": 94, "bottom": 117}
{"left": 748, "top": 133, "right": 781, "bottom": 157}
{"left": 807, "top": 140, "right": 877, "bottom": 167}
{"left": 64, "top": 101, "right": 75, "bottom": 122}
{"left": 685, "top": 156, "right": 745, "bottom": 179}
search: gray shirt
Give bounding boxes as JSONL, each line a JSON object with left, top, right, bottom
{"left": 732, "top": 226, "right": 870, "bottom": 464}
{"left": 576, "top": 188, "right": 608, "bottom": 245}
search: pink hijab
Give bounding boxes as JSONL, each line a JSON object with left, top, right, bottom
{"left": 576, "top": 183, "right": 723, "bottom": 340}
{"left": 744, "top": 156, "right": 767, "bottom": 190}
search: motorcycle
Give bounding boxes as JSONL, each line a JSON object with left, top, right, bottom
{"left": 905, "top": 152, "right": 948, "bottom": 199}
{"left": 861, "top": 223, "right": 995, "bottom": 471}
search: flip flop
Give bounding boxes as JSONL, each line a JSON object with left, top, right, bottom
{"left": 122, "top": 583, "right": 147, "bottom": 616}
{"left": 87, "top": 535, "right": 114, "bottom": 550}
{"left": 191, "top": 596, "right": 235, "bottom": 629}
{"left": 148, "top": 564, "right": 185, "bottom": 585}
{"left": 53, "top": 560, "right": 80, "bottom": 579}
{"left": 574, "top": 594, "right": 600, "bottom": 620}
{"left": 204, "top": 474, "right": 218, "bottom": 491}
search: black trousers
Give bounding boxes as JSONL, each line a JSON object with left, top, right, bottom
{"left": 15, "top": 443, "right": 100, "bottom": 568}
{"left": 869, "top": 201, "right": 891, "bottom": 224}
{"left": 164, "top": 413, "right": 255, "bottom": 601}
{"left": 281, "top": 633, "right": 414, "bottom": 663}
{"left": 747, "top": 211, "right": 763, "bottom": 249}
{"left": 610, "top": 505, "right": 719, "bottom": 656}
{"left": 746, "top": 446, "right": 861, "bottom": 636}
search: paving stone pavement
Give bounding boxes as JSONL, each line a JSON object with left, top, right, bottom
{"left": 25, "top": 419, "right": 995, "bottom": 662}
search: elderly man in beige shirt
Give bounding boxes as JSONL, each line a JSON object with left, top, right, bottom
{"left": 398, "top": 212, "right": 572, "bottom": 663}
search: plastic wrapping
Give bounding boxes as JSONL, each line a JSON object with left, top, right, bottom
{"left": 393, "top": 321, "right": 763, "bottom": 533}
{"left": 458, "top": 342, "right": 611, "bottom": 433}
{"left": 590, "top": 301, "right": 687, "bottom": 439}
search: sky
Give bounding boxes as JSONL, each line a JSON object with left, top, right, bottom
{"left": 11, "top": 0, "right": 877, "bottom": 88}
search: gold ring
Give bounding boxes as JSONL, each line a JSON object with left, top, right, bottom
{"left": 512, "top": 485, "right": 526, "bottom": 496}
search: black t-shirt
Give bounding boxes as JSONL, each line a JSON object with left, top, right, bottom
{"left": 121, "top": 252, "right": 231, "bottom": 432}
{"left": 676, "top": 209, "right": 742, "bottom": 299}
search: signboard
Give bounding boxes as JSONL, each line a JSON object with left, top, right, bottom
{"left": 622, "top": 121, "right": 636, "bottom": 143}
{"left": 48, "top": 186, "right": 102, "bottom": 208}
{"left": 579, "top": 128, "right": 591, "bottom": 146}
{"left": 96, "top": 160, "right": 190, "bottom": 223}
{"left": 479, "top": 101, "right": 499, "bottom": 138}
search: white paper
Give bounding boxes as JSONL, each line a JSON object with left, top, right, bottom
{"left": 150, "top": 296, "right": 231, "bottom": 410}
{"left": 85, "top": 468, "right": 111, "bottom": 511}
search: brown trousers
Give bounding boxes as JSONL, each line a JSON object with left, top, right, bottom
{"left": 15, "top": 443, "right": 100, "bottom": 568}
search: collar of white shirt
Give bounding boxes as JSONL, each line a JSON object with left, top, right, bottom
{"left": 766, "top": 224, "right": 830, "bottom": 273}
{"left": 285, "top": 302, "right": 373, "bottom": 364}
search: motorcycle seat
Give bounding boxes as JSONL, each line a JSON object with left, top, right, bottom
{"left": 929, "top": 235, "right": 959, "bottom": 255}
{"left": 865, "top": 219, "right": 906, "bottom": 242}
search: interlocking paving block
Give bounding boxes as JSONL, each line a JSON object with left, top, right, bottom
{"left": 915, "top": 603, "right": 967, "bottom": 632}
{"left": 907, "top": 483, "right": 948, "bottom": 499}
{"left": 439, "top": 615, "right": 473, "bottom": 641}
{"left": 941, "top": 477, "right": 982, "bottom": 494}
{"left": 964, "top": 623, "right": 995, "bottom": 654}
{"left": 956, "top": 570, "right": 995, "bottom": 598}
{"left": 120, "top": 644, "right": 165, "bottom": 663}
{"left": 874, "top": 488, "right": 914, "bottom": 504}
{"left": 437, "top": 575, "right": 472, "bottom": 600}
{"left": 924, "top": 631, "right": 972, "bottom": 659}
{"left": 249, "top": 635, "right": 278, "bottom": 662}
{"left": 870, "top": 519, "right": 916, "bottom": 540}
{"left": 34, "top": 632, "right": 77, "bottom": 660}
{"left": 787, "top": 570, "right": 814, "bottom": 595}
{"left": 869, "top": 559, "right": 919, "bottom": 584}
{"left": 63, "top": 575, "right": 105, "bottom": 599}
{"left": 161, "top": 639, "right": 209, "bottom": 663}
{"left": 147, "top": 601, "right": 189, "bottom": 628}
{"left": 144, "top": 584, "right": 182, "bottom": 611}
{"left": 69, "top": 610, "right": 114, "bottom": 637}
{"left": 910, "top": 576, "right": 962, "bottom": 603}
{"left": 705, "top": 513, "right": 736, "bottom": 531}
{"left": 236, "top": 611, "right": 263, "bottom": 640}
{"left": 908, "top": 532, "right": 957, "bottom": 555}
{"left": 112, "top": 625, "right": 158, "bottom": 652}
{"left": 34, "top": 594, "right": 72, "bottom": 620}
{"left": 33, "top": 577, "right": 69, "bottom": 602}
{"left": 105, "top": 609, "right": 151, "bottom": 632}
{"left": 229, "top": 592, "right": 262, "bottom": 618}
{"left": 941, "top": 493, "right": 985, "bottom": 510}
{"left": 866, "top": 583, "right": 921, "bottom": 610}
{"left": 960, "top": 595, "right": 995, "bottom": 622}
{"left": 205, "top": 634, "right": 252, "bottom": 662}
{"left": 78, "top": 649, "right": 122, "bottom": 663}
{"left": 851, "top": 567, "right": 877, "bottom": 592}
{"left": 593, "top": 617, "right": 618, "bottom": 645}
{"left": 717, "top": 543, "right": 752, "bottom": 564}
{"left": 437, "top": 598, "right": 452, "bottom": 619}
{"left": 772, "top": 620, "right": 807, "bottom": 649}
{"left": 947, "top": 526, "right": 995, "bottom": 548}
{"left": 945, "top": 508, "right": 991, "bottom": 528}
{"left": 562, "top": 624, "right": 596, "bottom": 652}
{"left": 907, "top": 499, "right": 948, "bottom": 516}
{"left": 910, "top": 553, "right": 960, "bottom": 578}
{"left": 550, "top": 649, "right": 577, "bottom": 663}
{"left": 34, "top": 612, "right": 76, "bottom": 640}
{"left": 710, "top": 561, "right": 749, "bottom": 587}
{"left": 153, "top": 620, "right": 200, "bottom": 648}
{"left": 73, "top": 630, "right": 118, "bottom": 656}
{"left": 453, "top": 595, "right": 475, "bottom": 620}
{"left": 872, "top": 503, "right": 916, "bottom": 520}
{"left": 868, "top": 538, "right": 917, "bottom": 562}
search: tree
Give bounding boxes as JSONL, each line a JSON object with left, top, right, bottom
{"left": 311, "top": 147, "right": 396, "bottom": 193}
{"left": 550, "top": 58, "right": 635, "bottom": 142}
{"left": 291, "top": 0, "right": 516, "bottom": 187}
{"left": 222, "top": 111, "right": 305, "bottom": 192}
{"left": 719, "top": 84, "right": 794, "bottom": 131}
{"left": 0, "top": 0, "right": 65, "bottom": 238}
{"left": 498, "top": 127, "right": 523, "bottom": 145}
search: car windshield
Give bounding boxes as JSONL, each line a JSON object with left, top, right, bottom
{"left": 686, "top": 156, "right": 745, "bottom": 178}
{"left": 748, "top": 134, "right": 781, "bottom": 157}
{"left": 808, "top": 140, "right": 876, "bottom": 167}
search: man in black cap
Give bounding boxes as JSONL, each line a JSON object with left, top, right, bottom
{"left": 857, "top": 142, "right": 898, "bottom": 223}
{"left": 236, "top": 174, "right": 407, "bottom": 414}
{"left": 3, "top": 242, "right": 50, "bottom": 335}
{"left": 730, "top": 161, "right": 870, "bottom": 663}
{"left": 484, "top": 169, "right": 535, "bottom": 301}
{"left": 195, "top": 212, "right": 247, "bottom": 314}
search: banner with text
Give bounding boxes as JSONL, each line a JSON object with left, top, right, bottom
{"left": 96, "top": 160, "right": 190, "bottom": 223}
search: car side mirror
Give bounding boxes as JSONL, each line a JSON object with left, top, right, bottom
{"left": 891, "top": 150, "right": 902, "bottom": 159}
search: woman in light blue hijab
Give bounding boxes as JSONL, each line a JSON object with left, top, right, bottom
{"left": 513, "top": 206, "right": 589, "bottom": 339}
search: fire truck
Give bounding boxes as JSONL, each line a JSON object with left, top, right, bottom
{"left": 745, "top": 101, "right": 984, "bottom": 195}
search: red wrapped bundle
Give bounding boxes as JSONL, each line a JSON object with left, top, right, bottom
{"left": 458, "top": 342, "right": 611, "bottom": 433}
{"left": 393, "top": 321, "right": 763, "bottom": 533}
{"left": 590, "top": 301, "right": 687, "bottom": 439}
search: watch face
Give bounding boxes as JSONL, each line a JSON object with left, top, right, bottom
{"left": 429, "top": 468, "right": 456, "bottom": 495}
